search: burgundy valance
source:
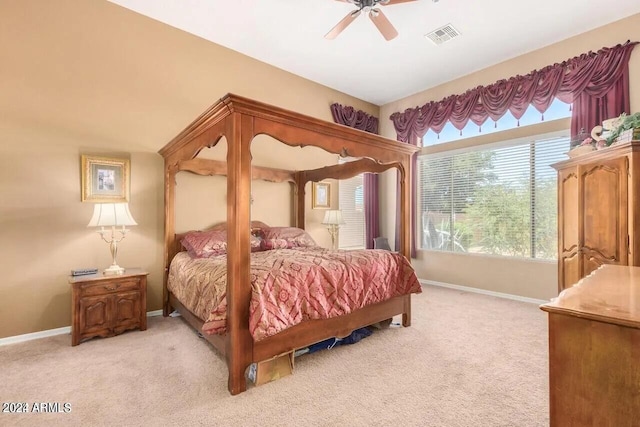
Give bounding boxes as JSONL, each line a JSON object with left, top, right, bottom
{"left": 329, "top": 103, "right": 380, "bottom": 250}
{"left": 390, "top": 41, "right": 638, "bottom": 143}
{"left": 330, "top": 103, "right": 379, "bottom": 134}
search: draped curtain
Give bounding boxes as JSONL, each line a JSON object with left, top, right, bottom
{"left": 389, "top": 41, "right": 636, "bottom": 259}
{"left": 390, "top": 41, "right": 637, "bottom": 142}
{"left": 330, "top": 103, "right": 380, "bottom": 249}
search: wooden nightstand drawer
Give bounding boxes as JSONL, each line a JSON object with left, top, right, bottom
{"left": 70, "top": 269, "right": 148, "bottom": 346}
{"left": 80, "top": 278, "right": 141, "bottom": 297}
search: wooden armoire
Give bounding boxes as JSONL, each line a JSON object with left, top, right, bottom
{"left": 552, "top": 140, "right": 640, "bottom": 291}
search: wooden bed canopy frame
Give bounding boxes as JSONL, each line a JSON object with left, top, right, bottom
{"left": 158, "top": 93, "right": 419, "bottom": 394}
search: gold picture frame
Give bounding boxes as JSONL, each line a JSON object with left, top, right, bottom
{"left": 312, "top": 181, "right": 330, "bottom": 209}
{"left": 81, "top": 155, "right": 130, "bottom": 203}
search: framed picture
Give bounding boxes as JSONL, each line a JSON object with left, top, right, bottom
{"left": 312, "top": 182, "right": 330, "bottom": 209}
{"left": 81, "top": 155, "right": 130, "bottom": 203}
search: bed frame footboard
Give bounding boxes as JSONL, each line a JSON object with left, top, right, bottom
{"left": 169, "top": 291, "right": 412, "bottom": 394}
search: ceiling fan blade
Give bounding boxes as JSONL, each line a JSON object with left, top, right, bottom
{"left": 325, "top": 10, "right": 361, "bottom": 40}
{"left": 369, "top": 9, "right": 398, "bottom": 41}
{"left": 380, "top": 0, "right": 418, "bottom": 5}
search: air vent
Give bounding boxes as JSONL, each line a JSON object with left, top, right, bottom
{"left": 425, "top": 24, "right": 461, "bottom": 46}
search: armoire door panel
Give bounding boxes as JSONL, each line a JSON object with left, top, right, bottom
{"left": 580, "top": 158, "right": 628, "bottom": 265}
{"left": 560, "top": 171, "right": 579, "bottom": 252}
{"left": 562, "top": 251, "right": 581, "bottom": 288}
{"left": 582, "top": 163, "right": 620, "bottom": 258}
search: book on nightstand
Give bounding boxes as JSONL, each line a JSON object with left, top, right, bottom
{"left": 71, "top": 268, "right": 98, "bottom": 276}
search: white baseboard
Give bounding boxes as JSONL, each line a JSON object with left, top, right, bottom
{"left": 2, "top": 286, "right": 545, "bottom": 347}
{"left": 419, "top": 279, "right": 549, "bottom": 305}
{"left": 0, "top": 310, "right": 165, "bottom": 347}
{"left": 0, "top": 326, "right": 74, "bottom": 347}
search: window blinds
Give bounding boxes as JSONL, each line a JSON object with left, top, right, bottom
{"left": 418, "top": 134, "right": 569, "bottom": 259}
{"left": 338, "top": 159, "right": 365, "bottom": 249}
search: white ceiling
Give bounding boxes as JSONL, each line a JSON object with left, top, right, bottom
{"left": 108, "top": 0, "right": 640, "bottom": 106}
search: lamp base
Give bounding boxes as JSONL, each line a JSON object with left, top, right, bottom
{"left": 103, "top": 265, "right": 125, "bottom": 275}
{"left": 327, "top": 226, "right": 339, "bottom": 250}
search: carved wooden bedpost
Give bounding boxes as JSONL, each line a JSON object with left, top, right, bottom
{"left": 399, "top": 161, "right": 412, "bottom": 327}
{"left": 225, "top": 112, "right": 254, "bottom": 395}
{"left": 163, "top": 165, "right": 176, "bottom": 317}
{"left": 294, "top": 171, "right": 306, "bottom": 229}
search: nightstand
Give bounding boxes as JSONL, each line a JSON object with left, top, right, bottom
{"left": 69, "top": 268, "right": 149, "bottom": 346}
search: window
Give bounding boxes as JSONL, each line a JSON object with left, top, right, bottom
{"left": 338, "top": 160, "right": 365, "bottom": 249}
{"left": 418, "top": 133, "right": 569, "bottom": 260}
{"left": 422, "top": 98, "right": 571, "bottom": 147}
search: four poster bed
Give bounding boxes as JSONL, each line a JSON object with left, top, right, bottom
{"left": 159, "top": 94, "right": 420, "bottom": 395}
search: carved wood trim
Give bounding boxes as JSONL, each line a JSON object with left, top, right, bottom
{"left": 562, "top": 172, "right": 577, "bottom": 183}
{"left": 582, "top": 246, "right": 618, "bottom": 261}
{"left": 177, "top": 158, "right": 296, "bottom": 183}
{"left": 159, "top": 102, "right": 229, "bottom": 160}
{"left": 159, "top": 93, "right": 419, "bottom": 163}
{"left": 581, "top": 163, "right": 622, "bottom": 178}
{"left": 302, "top": 158, "right": 401, "bottom": 184}
{"left": 563, "top": 244, "right": 578, "bottom": 253}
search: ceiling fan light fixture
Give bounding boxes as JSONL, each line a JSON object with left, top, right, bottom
{"left": 326, "top": 0, "right": 417, "bottom": 41}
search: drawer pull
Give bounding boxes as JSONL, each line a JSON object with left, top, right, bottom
{"left": 104, "top": 284, "right": 119, "bottom": 291}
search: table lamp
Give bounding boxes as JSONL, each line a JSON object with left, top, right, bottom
{"left": 322, "top": 210, "right": 345, "bottom": 250}
{"left": 87, "top": 203, "right": 137, "bottom": 275}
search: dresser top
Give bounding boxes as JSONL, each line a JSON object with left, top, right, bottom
{"left": 551, "top": 140, "right": 640, "bottom": 170}
{"left": 68, "top": 268, "right": 149, "bottom": 284}
{"left": 540, "top": 265, "right": 640, "bottom": 329}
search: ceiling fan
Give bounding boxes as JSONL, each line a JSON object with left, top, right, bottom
{"left": 325, "top": 0, "right": 418, "bottom": 41}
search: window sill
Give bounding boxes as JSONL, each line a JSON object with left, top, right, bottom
{"left": 415, "top": 248, "right": 556, "bottom": 264}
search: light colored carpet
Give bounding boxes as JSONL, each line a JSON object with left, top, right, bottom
{"left": 0, "top": 285, "right": 549, "bottom": 427}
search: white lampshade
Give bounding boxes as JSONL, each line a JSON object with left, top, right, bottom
{"left": 87, "top": 203, "right": 137, "bottom": 227}
{"left": 322, "top": 210, "right": 345, "bottom": 226}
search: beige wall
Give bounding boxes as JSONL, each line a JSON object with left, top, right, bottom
{"left": 0, "top": 0, "right": 376, "bottom": 338}
{"left": 4, "top": 2, "right": 638, "bottom": 338}
{"left": 379, "top": 13, "right": 640, "bottom": 300}
{"left": 174, "top": 137, "right": 340, "bottom": 243}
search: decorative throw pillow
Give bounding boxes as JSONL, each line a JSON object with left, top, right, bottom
{"left": 182, "top": 230, "right": 263, "bottom": 257}
{"left": 260, "top": 238, "right": 293, "bottom": 251}
{"left": 182, "top": 230, "right": 228, "bottom": 258}
{"left": 250, "top": 235, "right": 262, "bottom": 252}
{"left": 261, "top": 227, "right": 317, "bottom": 248}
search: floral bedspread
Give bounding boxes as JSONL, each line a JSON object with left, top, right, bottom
{"left": 167, "top": 247, "right": 421, "bottom": 341}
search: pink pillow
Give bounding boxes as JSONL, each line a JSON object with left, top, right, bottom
{"left": 261, "top": 227, "right": 317, "bottom": 248}
{"left": 182, "top": 230, "right": 262, "bottom": 258}
{"left": 182, "top": 230, "right": 227, "bottom": 258}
